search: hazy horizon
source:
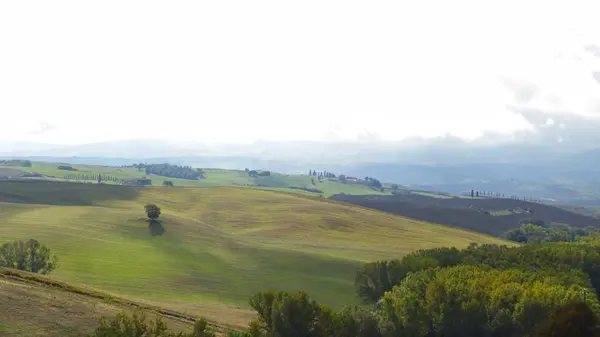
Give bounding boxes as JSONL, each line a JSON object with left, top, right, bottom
{"left": 2, "top": 1, "right": 600, "bottom": 147}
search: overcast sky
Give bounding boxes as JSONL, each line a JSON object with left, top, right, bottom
{"left": 1, "top": 0, "right": 599, "bottom": 145}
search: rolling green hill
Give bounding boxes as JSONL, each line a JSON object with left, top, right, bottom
{"left": 0, "top": 161, "right": 389, "bottom": 197}
{"left": 0, "top": 181, "right": 509, "bottom": 328}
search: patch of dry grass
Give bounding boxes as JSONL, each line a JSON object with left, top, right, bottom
{"left": 0, "top": 268, "right": 236, "bottom": 336}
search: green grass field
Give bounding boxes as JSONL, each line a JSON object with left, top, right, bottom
{"left": 0, "top": 181, "right": 509, "bottom": 327}
{"left": 0, "top": 162, "right": 390, "bottom": 197}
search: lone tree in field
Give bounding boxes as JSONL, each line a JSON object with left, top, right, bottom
{"left": 0, "top": 239, "right": 58, "bottom": 275}
{"left": 144, "top": 204, "right": 161, "bottom": 220}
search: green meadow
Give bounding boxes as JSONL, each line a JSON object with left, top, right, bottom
{"left": 0, "top": 181, "right": 509, "bottom": 327}
{"left": 1, "top": 161, "right": 392, "bottom": 197}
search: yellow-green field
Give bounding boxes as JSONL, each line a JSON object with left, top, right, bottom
{"left": 0, "top": 162, "right": 390, "bottom": 197}
{"left": 0, "top": 181, "right": 510, "bottom": 328}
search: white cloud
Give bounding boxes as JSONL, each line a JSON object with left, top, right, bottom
{"left": 0, "top": 0, "right": 599, "bottom": 145}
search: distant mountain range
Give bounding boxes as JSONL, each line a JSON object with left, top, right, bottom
{"left": 2, "top": 138, "right": 600, "bottom": 207}
{"left": 0, "top": 137, "right": 591, "bottom": 163}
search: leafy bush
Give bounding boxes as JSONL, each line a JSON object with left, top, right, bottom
{"left": 91, "top": 311, "right": 178, "bottom": 337}
{"left": 90, "top": 311, "right": 216, "bottom": 337}
{"left": 247, "top": 169, "right": 270, "bottom": 177}
{"left": 355, "top": 241, "right": 600, "bottom": 305}
{"left": 534, "top": 302, "right": 600, "bottom": 337}
{"left": 505, "top": 223, "right": 598, "bottom": 243}
{"left": 355, "top": 247, "right": 461, "bottom": 304}
{"left": 247, "top": 290, "right": 334, "bottom": 337}
{"left": 0, "top": 239, "right": 58, "bottom": 274}
{"left": 141, "top": 163, "right": 204, "bottom": 180}
{"left": 379, "top": 265, "right": 599, "bottom": 336}
{"left": 363, "top": 176, "right": 383, "bottom": 189}
{"left": 189, "top": 318, "right": 215, "bottom": 337}
{"left": 236, "top": 274, "right": 600, "bottom": 336}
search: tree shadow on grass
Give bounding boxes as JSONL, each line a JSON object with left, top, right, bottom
{"left": 148, "top": 220, "right": 165, "bottom": 236}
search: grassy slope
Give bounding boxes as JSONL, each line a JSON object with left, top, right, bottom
{"left": 1, "top": 162, "right": 389, "bottom": 197}
{"left": 0, "top": 268, "right": 231, "bottom": 336}
{"left": 0, "top": 181, "right": 509, "bottom": 327}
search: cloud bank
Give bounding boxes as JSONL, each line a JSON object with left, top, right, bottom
{"left": 0, "top": 0, "right": 599, "bottom": 147}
